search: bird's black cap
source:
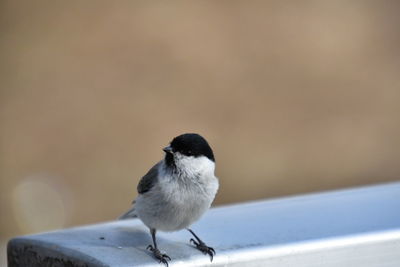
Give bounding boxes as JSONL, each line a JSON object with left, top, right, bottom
{"left": 167, "top": 133, "right": 215, "bottom": 162}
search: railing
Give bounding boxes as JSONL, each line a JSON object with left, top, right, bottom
{"left": 8, "top": 182, "right": 400, "bottom": 266}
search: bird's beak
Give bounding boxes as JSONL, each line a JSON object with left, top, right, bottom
{"left": 163, "top": 146, "right": 173, "bottom": 154}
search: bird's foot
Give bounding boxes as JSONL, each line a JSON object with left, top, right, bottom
{"left": 190, "top": 238, "right": 216, "bottom": 261}
{"left": 146, "top": 245, "right": 171, "bottom": 266}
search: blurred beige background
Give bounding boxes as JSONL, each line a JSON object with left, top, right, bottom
{"left": 1, "top": 1, "right": 400, "bottom": 265}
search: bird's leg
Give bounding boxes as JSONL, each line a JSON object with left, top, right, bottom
{"left": 187, "top": 228, "right": 215, "bottom": 261}
{"left": 146, "top": 228, "right": 171, "bottom": 266}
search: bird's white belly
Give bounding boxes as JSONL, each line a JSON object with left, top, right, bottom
{"left": 136, "top": 176, "right": 218, "bottom": 232}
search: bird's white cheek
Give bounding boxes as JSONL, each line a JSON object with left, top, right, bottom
{"left": 175, "top": 154, "right": 215, "bottom": 175}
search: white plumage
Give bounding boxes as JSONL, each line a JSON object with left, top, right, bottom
{"left": 135, "top": 154, "right": 218, "bottom": 231}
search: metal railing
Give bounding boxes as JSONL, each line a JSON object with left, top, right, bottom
{"left": 8, "top": 182, "right": 400, "bottom": 266}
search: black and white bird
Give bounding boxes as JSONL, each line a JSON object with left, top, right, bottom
{"left": 119, "top": 133, "right": 219, "bottom": 266}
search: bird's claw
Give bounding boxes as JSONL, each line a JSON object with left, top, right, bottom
{"left": 190, "top": 239, "right": 216, "bottom": 261}
{"left": 146, "top": 245, "right": 171, "bottom": 266}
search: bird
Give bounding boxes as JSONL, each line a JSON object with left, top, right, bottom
{"left": 119, "top": 133, "right": 219, "bottom": 266}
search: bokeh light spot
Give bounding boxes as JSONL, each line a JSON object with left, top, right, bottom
{"left": 12, "top": 177, "right": 67, "bottom": 234}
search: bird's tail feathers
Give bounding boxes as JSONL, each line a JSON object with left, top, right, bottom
{"left": 118, "top": 206, "right": 138, "bottom": 220}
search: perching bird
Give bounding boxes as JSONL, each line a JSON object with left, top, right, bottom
{"left": 119, "top": 133, "right": 219, "bottom": 266}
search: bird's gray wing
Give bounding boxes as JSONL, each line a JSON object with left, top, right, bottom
{"left": 118, "top": 162, "right": 161, "bottom": 220}
{"left": 137, "top": 161, "right": 160, "bottom": 194}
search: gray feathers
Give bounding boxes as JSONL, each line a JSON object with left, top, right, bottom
{"left": 133, "top": 156, "right": 218, "bottom": 232}
{"left": 137, "top": 162, "right": 160, "bottom": 194}
{"left": 118, "top": 163, "right": 160, "bottom": 220}
{"left": 118, "top": 206, "right": 137, "bottom": 220}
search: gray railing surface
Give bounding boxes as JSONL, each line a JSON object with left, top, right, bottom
{"left": 7, "top": 182, "right": 400, "bottom": 266}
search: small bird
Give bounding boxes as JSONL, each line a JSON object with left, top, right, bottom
{"left": 119, "top": 133, "right": 219, "bottom": 266}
